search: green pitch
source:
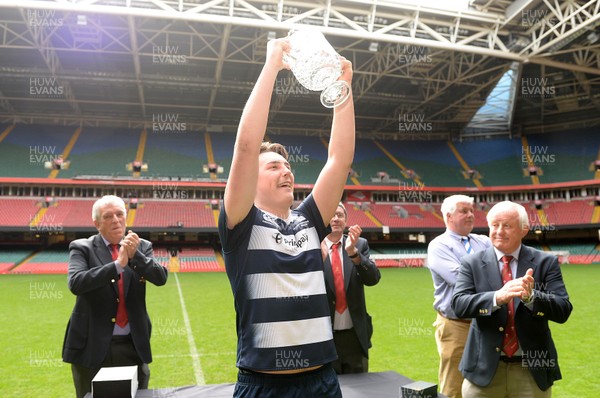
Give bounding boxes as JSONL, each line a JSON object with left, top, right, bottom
{"left": 1, "top": 266, "right": 598, "bottom": 397}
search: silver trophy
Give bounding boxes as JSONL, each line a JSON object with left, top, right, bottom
{"left": 283, "top": 29, "right": 351, "bottom": 108}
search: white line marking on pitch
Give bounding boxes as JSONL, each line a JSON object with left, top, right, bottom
{"left": 174, "top": 272, "right": 205, "bottom": 385}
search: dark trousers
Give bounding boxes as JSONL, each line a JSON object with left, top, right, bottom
{"left": 234, "top": 363, "right": 341, "bottom": 398}
{"left": 332, "top": 328, "right": 368, "bottom": 374}
{"left": 71, "top": 335, "right": 150, "bottom": 398}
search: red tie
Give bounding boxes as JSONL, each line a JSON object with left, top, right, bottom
{"left": 331, "top": 242, "right": 347, "bottom": 314}
{"left": 501, "top": 255, "right": 518, "bottom": 357}
{"left": 110, "top": 244, "right": 128, "bottom": 328}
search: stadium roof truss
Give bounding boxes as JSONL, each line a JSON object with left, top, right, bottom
{"left": 0, "top": 0, "right": 598, "bottom": 140}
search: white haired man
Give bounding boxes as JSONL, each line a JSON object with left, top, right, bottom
{"left": 452, "top": 200, "right": 572, "bottom": 397}
{"left": 62, "top": 195, "right": 168, "bottom": 398}
{"left": 427, "top": 195, "right": 491, "bottom": 398}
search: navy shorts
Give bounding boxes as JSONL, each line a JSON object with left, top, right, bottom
{"left": 234, "top": 363, "right": 342, "bottom": 398}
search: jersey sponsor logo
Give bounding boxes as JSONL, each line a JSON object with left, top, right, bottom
{"left": 249, "top": 225, "right": 319, "bottom": 255}
{"left": 272, "top": 231, "right": 309, "bottom": 249}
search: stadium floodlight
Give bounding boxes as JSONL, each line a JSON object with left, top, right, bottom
{"left": 369, "top": 42, "right": 379, "bottom": 52}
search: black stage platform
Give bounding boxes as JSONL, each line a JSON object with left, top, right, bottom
{"left": 130, "top": 371, "right": 446, "bottom": 397}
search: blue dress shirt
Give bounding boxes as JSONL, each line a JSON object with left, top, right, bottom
{"left": 427, "top": 229, "right": 491, "bottom": 319}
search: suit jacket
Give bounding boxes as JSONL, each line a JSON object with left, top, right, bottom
{"left": 451, "top": 244, "right": 572, "bottom": 391}
{"left": 62, "top": 234, "right": 168, "bottom": 368}
{"left": 324, "top": 236, "right": 381, "bottom": 358}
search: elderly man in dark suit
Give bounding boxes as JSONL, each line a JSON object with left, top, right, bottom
{"left": 452, "top": 201, "right": 572, "bottom": 397}
{"left": 62, "top": 195, "right": 168, "bottom": 398}
{"left": 322, "top": 203, "right": 381, "bottom": 374}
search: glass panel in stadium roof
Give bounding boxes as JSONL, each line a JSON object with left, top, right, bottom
{"left": 464, "top": 62, "right": 520, "bottom": 135}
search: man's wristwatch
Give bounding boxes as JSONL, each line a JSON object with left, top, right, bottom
{"left": 348, "top": 251, "right": 359, "bottom": 259}
{"left": 522, "top": 290, "right": 535, "bottom": 304}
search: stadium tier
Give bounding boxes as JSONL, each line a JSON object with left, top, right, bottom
{"left": 153, "top": 247, "right": 222, "bottom": 272}
{"left": 0, "top": 198, "right": 40, "bottom": 226}
{"left": 345, "top": 203, "right": 379, "bottom": 228}
{"left": 0, "top": 198, "right": 217, "bottom": 229}
{"left": 366, "top": 203, "right": 459, "bottom": 229}
{"left": 0, "top": 263, "right": 12, "bottom": 273}
{"left": 2, "top": 247, "right": 222, "bottom": 274}
{"left": 56, "top": 127, "right": 140, "bottom": 179}
{"left": 39, "top": 199, "right": 96, "bottom": 227}
{"left": 372, "top": 246, "right": 427, "bottom": 255}
{"left": 0, "top": 125, "right": 74, "bottom": 178}
{"left": 1, "top": 124, "right": 599, "bottom": 274}
{"left": 270, "top": 135, "right": 327, "bottom": 183}
{"left": 176, "top": 248, "right": 222, "bottom": 272}
{"left": 451, "top": 138, "right": 524, "bottom": 186}
{"left": 351, "top": 138, "right": 408, "bottom": 185}
{"left": 524, "top": 129, "right": 599, "bottom": 183}
{"left": 364, "top": 139, "right": 468, "bottom": 186}
{"left": 11, "top": 249, "right": 69, "bottom": 274}
{"left": 2, "top": 197, "right": 598, "bottom": 230}
{"left": 0, "top": 249, "right": 34, "bottom": 274}
{"left": 142, "top": 131, "right": 208, "bottom": 179}
{"left": 1, "top": 124, "right": 599, "bottom": 185}
{"left": 370, "top": 246, "right": 427, "bottom": 268}
{"left": 546, "top": 243, "right": 600, "bottom": 264}
{"left": 132, "top": 200, "right": 216, "bottom": 229}
{"left": 1, "top": 239, "right": 598, "bottom": 276}
{"left": 535, "top": 199, "right": 596, "bottom": 227}
{"left": 207, "top": 133, "right": 235, "bottom": 181}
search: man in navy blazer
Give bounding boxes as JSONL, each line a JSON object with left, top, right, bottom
{"left": 322, "top": 203, "right": 381, "bottom": 374}
{"left": 62, "top": 195, "right": 168, "bottom": 398}
{"left": 452, "top": 201, "right": 572, "bottom": 397}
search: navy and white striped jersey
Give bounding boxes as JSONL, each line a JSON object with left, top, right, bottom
{"left": 218, "top": 195, "right": 336, "bottom": 371}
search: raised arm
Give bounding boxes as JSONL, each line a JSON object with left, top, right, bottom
{"left": 312, "top": 59, "right": 355, "bottom": 226}
{"left": 223, "top": 39, "right": 288, "bottom": 229}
